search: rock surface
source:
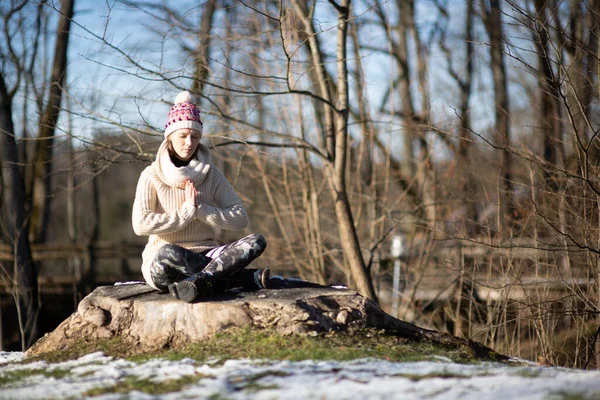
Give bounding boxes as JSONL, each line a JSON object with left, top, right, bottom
{"left": 26, "top": 283, "right": 504, "bottom": 360}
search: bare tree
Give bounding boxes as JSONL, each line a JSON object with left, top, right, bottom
{"left": 369, "top": 0, "right": 438, "bottom": 229}
{"left": 290, "top": 0, "right": 377, "bottom": 300}
{"left": 30, "top": 0, "right": 75, "bottom": 244}
{"left": 482, "top": 0, "right": 513, "bottom": 221}
{"left": 457, "top": 0, "right": 477, "bottom": 230}
{"left": 192, "top": 0, "right": 217, "bottom": 102}
{"left": 0, "top": 70, "right": 38, "bottom": 349}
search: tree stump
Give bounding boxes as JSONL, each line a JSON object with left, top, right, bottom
{"left": 26, "top": 283, "right": 505, "bottom": 360}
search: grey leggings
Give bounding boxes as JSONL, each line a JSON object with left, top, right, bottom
{"left": 150, "top": 233, "right": 267, "bottom": 290}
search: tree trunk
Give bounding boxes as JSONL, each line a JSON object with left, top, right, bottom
{"left": 192, "top": 0, "right": 216, "bottom": 102}
{"left": 404, "top": 0, "right": 436, "bottom": 229}
{"left": 30, "top": 0, "right": 74, "bottom": 243}
{"left": 328, "top": 0, "right": 377, "bottom": 301}
{"left": 26, "top": 284, "right": 506, "bottom": 362}
{"left": 533, "top": 0, "right": 564, "bottom": 180}
{"left": 394, "top": 0, "right": 417, "bottom": 180}
{"left": 292, "top": 0, "right": 376, "bottom": 301}
{"left": 298, "top": 100, "right": 327, "bottom": 284}
{"left": 82, "top": 161, "right": 101, "bottom": 293}
{"left": 349, "top": 11, "right": 379, "bottom": 270}
{"left": 292, "top": 0, "right": 336, "bottom": 160}
{"left": 0, "top": 71, "right": 38, "bottom": 350}
{"left": 373, "top": 0, "right": 435, "bottom": 228}
{"left": 458, "top": 0, "right": 477, "bottom": 233}
{"left": 484, "top": 0, "right": 513, "bottom": 220}
{"left": 584, "top": 0, "right": 600, "bottom": 164}
{"left": 564, "top": 0, "right": 588, "bottom": 167}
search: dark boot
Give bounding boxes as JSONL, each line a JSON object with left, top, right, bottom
{"left": 257, "top": 268, "right": 271, "bottom": 289}
{"left": 226, "top": 268, "right": 271, "bottom": 291}
{"left": 265, "top": 276, "right": 327, "bottom": 289}
{"left": 168, "top": 271, "right": 218, "bottom": 303}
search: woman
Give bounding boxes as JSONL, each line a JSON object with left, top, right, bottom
{"left": 132, "top": 90, "right": 269, "bottom": 303}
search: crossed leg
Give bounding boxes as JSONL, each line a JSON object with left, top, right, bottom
{"left": 150, "top": 233, "right": 267, "bottom": 295}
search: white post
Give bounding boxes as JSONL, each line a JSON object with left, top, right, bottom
{"left": 391, "top": 235, "right": 403, "bottom": 318}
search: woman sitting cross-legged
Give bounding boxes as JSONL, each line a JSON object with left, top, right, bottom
{"left": 132, "top": 90, "right": 270, "bottom": 303}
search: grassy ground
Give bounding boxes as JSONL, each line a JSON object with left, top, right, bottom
{"left": 1, "top": 328, "right": 517, "bottom": 398}
{"left": 27, "top": 327, "right": 486, "bottom": 365}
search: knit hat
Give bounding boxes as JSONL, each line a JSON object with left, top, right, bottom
{"left": 164, "top": 91, "right": 203, "bottom": 139}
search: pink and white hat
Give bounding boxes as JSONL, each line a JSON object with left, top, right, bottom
{"left": 164, "top": 91, "right": 203, "bottom": 139}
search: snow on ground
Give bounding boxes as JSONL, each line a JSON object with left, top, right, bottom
{"left": 1, "top": 352, "right": 600, "bottom": 399}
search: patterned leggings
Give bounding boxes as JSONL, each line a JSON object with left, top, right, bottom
{"left": 150, "top": 233, "right": 267, "bottom": 290}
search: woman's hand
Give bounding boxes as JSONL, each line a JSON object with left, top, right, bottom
{"left": 184, "top": 180, "right": 197, "bottom": 207}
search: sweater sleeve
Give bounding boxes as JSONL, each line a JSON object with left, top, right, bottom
{"left": 195, "top": 169, "right": 248, "bottom": 231}
{"left": 132, "top": 168, "right": 196, "bottom": 236}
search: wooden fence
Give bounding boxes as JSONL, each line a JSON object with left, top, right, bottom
{"left": 378, "top": 237, "right": 593, "bottom": 305}
{"left": 0, "top": 237, "right": 591, "bottom": 300}
{"left": 0, "top": 241, "right": 145, "bottom": 295}
{"left": 0, "top": 241, "right": 144, "bottom": 262}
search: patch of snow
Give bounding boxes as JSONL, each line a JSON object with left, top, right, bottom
{"left": 0, "top": 352, "right": 24, "bottom": 365}
{"left": 1, "top": 352, "right": 600, "bottom": 399}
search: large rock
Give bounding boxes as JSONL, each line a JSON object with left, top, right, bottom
{"left": 26, "top": 283, "right": 504, "bottom": 360}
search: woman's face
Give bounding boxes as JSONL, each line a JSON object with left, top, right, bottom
{"left": 170, "top": 128, "right": 201, "bottom": 160}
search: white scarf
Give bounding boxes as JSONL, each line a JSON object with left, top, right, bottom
{"left": 153, "top": 139, "right": 212, "bottom": 188}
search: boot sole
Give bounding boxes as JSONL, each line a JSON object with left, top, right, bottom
{"left": 171, "top": 281, "right": 198, "bottom": 303}
{"left": 260, "top": 268, "right": 271, "bottom": 289}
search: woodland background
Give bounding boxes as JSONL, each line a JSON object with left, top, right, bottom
{"left": 1, "top": 0, "right": 600, "bottom": 369}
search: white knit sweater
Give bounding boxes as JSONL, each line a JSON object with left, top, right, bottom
{"left": 132, "top": 140, "right": 248, "bottom": 288}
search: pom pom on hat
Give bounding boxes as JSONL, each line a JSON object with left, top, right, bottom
{"left": 164, "top": 90, "right": 203, "bottom": 139}
{"left": 174, "top": 90, "right": 195, "bottom": 105}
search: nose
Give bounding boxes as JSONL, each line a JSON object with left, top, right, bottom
{"left": 185, "top": 135, "right": 193, "bottom": 146}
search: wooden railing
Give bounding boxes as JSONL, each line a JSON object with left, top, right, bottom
{"left": 0, "top": 241, "right": 145, "bottom": 262}
{"left": 0, "top": 241, "right": 146, "bottom": 295}
{"left": 378, "top": 236, "right": 591, "bottom": 304}
{"left": 0, "top": 237, "right": 591, "bottom": 300}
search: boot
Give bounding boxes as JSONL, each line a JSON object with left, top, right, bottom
{"left": 168, "top": 271, "right": 217, "bottom": 303}
{"left": 257, "top": 268, "right": 271, "bottom": 289}
{"left": 227, "top": 268, "right": 271, "bottom": 291}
